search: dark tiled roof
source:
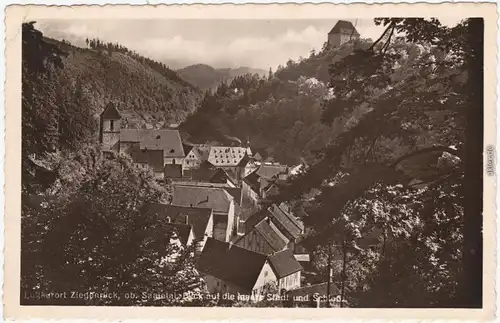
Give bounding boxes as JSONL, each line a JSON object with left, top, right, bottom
{"left": 254, "top": 220, "right": 289, "bottom": 252}
{"left": 224, "top": 188, "right": 242, "bottom": 204}
{"left": 120, "top": 129, "right": 185, "bottom": 158}
{"left": 243, "top": 170, "right": 260, "bottom": 193}
{"left": 197, "top": 238, "right": 267, "bottom": 291}
{"left": 268, "top": 249, "right": 302, "bottom": 278}
{"left": 277, "top": 202, "right": 305, "bottom": 231}
{"left": 100, "top": 102, "right": 121, "bottom": 119}
{"left": 328, "top": 20, "right": 360, "bottom": 36}
{"left": 144, "top": 203, "right": 212, "bottom": 239}
{"left": 165, "top": 164, "right": 183, "bottom": 179}
{"left": 244, "top": 209, "right": 269, "bottom": 233}
{"left": 129, "top": 147, "right": 164, "bottom": 172}
{"left": 256, "top": 164, "right": 288, "bottom": 180}
{"left": 183, "top": 143, "right": 194, "bottom": 155}
{"left": 166, "top": 222, "right": 192, "bottom": 245}
{"left": 172, "top": 185, "right": 233, "bottom": 214}
{"left": 268, "top": 204, "right": 303, "bottom": 239}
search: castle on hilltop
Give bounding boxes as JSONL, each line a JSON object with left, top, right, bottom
{"left": 328, "top": 20, "right": 360, "bottom": 47}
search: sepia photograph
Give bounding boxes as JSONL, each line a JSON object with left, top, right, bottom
{"left": 4, "top": 3, "right": 497, "bottom": 321}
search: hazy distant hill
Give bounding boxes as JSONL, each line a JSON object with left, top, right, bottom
{"left": 177, "top": 64, "right": 267, "bottom": 91}
{"left": 44, "top": 37, "right": 202, "bottom": 129}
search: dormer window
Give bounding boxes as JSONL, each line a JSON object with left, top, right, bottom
{"left": 170, "top": 149, "right": 175, "bottom": 153}
{"left": 156, "top": 135, "right": 161, "bottom": 139}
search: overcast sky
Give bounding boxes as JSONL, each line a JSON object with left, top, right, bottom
{"left": 37, "top": 18, "right": 462, "bottom": 70}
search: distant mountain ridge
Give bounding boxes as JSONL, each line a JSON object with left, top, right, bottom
{"left": 177, "top": 64, "right": 267, "bottom": 91}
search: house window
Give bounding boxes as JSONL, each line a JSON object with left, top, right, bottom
{"left": 110, "top": 120, "right": 114, "bottom": 131}
{"left": 172, "top": 159, "right": 176, "bottom": 164}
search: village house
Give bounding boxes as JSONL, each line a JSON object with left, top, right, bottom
{"left": 182, "top": 144, "right": 211, "bottom": 171}
{"left": 234, "top": 216, "right": 290, "bottom": 255}
{"left": 99, "top": 102, "right": 186, "bottom": 180}
{"left": 171, "top": 185, "right": 236, "bottom": 242}
{"left": 197, "top": 238, "right": 302, "bottom": 300}
{"left": 144, "top": 203, "right": 214, "bottom": 252}
{"left": 241, "top": 162, "right": 290, "bottom": 208}
{"left": 327, "top": 20, "right": 360, "bottom": 47}
{"left": 207, "top": 146, "right": 255, "bottom": 185}
{"left": 241, "top": 203, "right": 305, "bottom": 253}
{"left": 182, "top": 163, "right": 239, "bottom": 188}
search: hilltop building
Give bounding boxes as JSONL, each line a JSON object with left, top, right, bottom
{"left": 99, "top": 102, "right": 185, "bottom": 180}
{"left": 327, "top": 20, "right": 360, "bottom": 47}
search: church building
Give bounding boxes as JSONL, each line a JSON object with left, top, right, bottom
{"left": 99, "top": 102, "right": 186, "bottom": 180}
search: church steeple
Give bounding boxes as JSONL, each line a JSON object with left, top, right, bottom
{"left": 99, "top": 102, "right": 122, "bottom": 152}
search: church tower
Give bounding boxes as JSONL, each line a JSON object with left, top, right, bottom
{"left": 99, "top": 102, "right": 121, "bottom": 153}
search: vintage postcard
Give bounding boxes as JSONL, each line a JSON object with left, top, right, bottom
{"left": 4, "top": 2, "right": 497, "bottom": 321}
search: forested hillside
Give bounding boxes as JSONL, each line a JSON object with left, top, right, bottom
{"left": 43, "top": 35, "right": 202, "bottom": 130}
{"left": 22, "top": 22, "right": 208, "bottom": 305}
{"left": 177, "top": 63, "right": 266, "bottom": 91}
{"left": 180, "top": 40, "right": 371, "bottom": 165}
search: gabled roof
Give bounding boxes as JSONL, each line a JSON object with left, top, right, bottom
{"left": 244, "top": 204, "right": 303, "bottom": 240}
{"left": 144, "top": 203, "right": 213, "bottom": 239}
{"left": 208, "top": 146, "right": 248, "bottom": 167}
{"left": 243, "top": 170, "right": 260, "bottom": 193}
{"left": 120, "top": 129, "right": 185, "bottom": 158}
{"left": 277, "top": 203, "right": 305, "bottom": 231}
{"left": 255, "top": 164, "right": 288, "bottom": 180}
{"left": 129, "top": 147, "right": 163, "bottom": 172}
{"left": 197, "top": 238, "right": 268, "bottom": 292}
{"left": 268, "top": 204, "right": 303, "bottom": 239}
{"left": 172, "top": 185, "right": 234, "bottom": 214}
{"left": 183, "top": 143, "right": 194, "bottom": 156}
{"left": 100, "top": 102, "right": 121, "bottom": 119}
{"left": 328, "top": 20, "right": 360, "bottom": 36}
{"left": 268, "top": 249, "right": 302, "bottom": 278}
{"left": 252, "top": 220, "right": 289, "bottom": 252}
{"left": 224, "top": 187, "right": 242, "bottom": 205}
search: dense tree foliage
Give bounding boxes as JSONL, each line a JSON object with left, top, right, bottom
{"left": 21, "top": 147, "right": 208, "bottom": 306}
{"left": 274, "top": 18, "right": 481, "bottom": 307}
{"left": 181, "top": 39, "right": 373, "bottom": 165}
{"left": 21, "top": 23, "right": 208, "bottom": 306}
